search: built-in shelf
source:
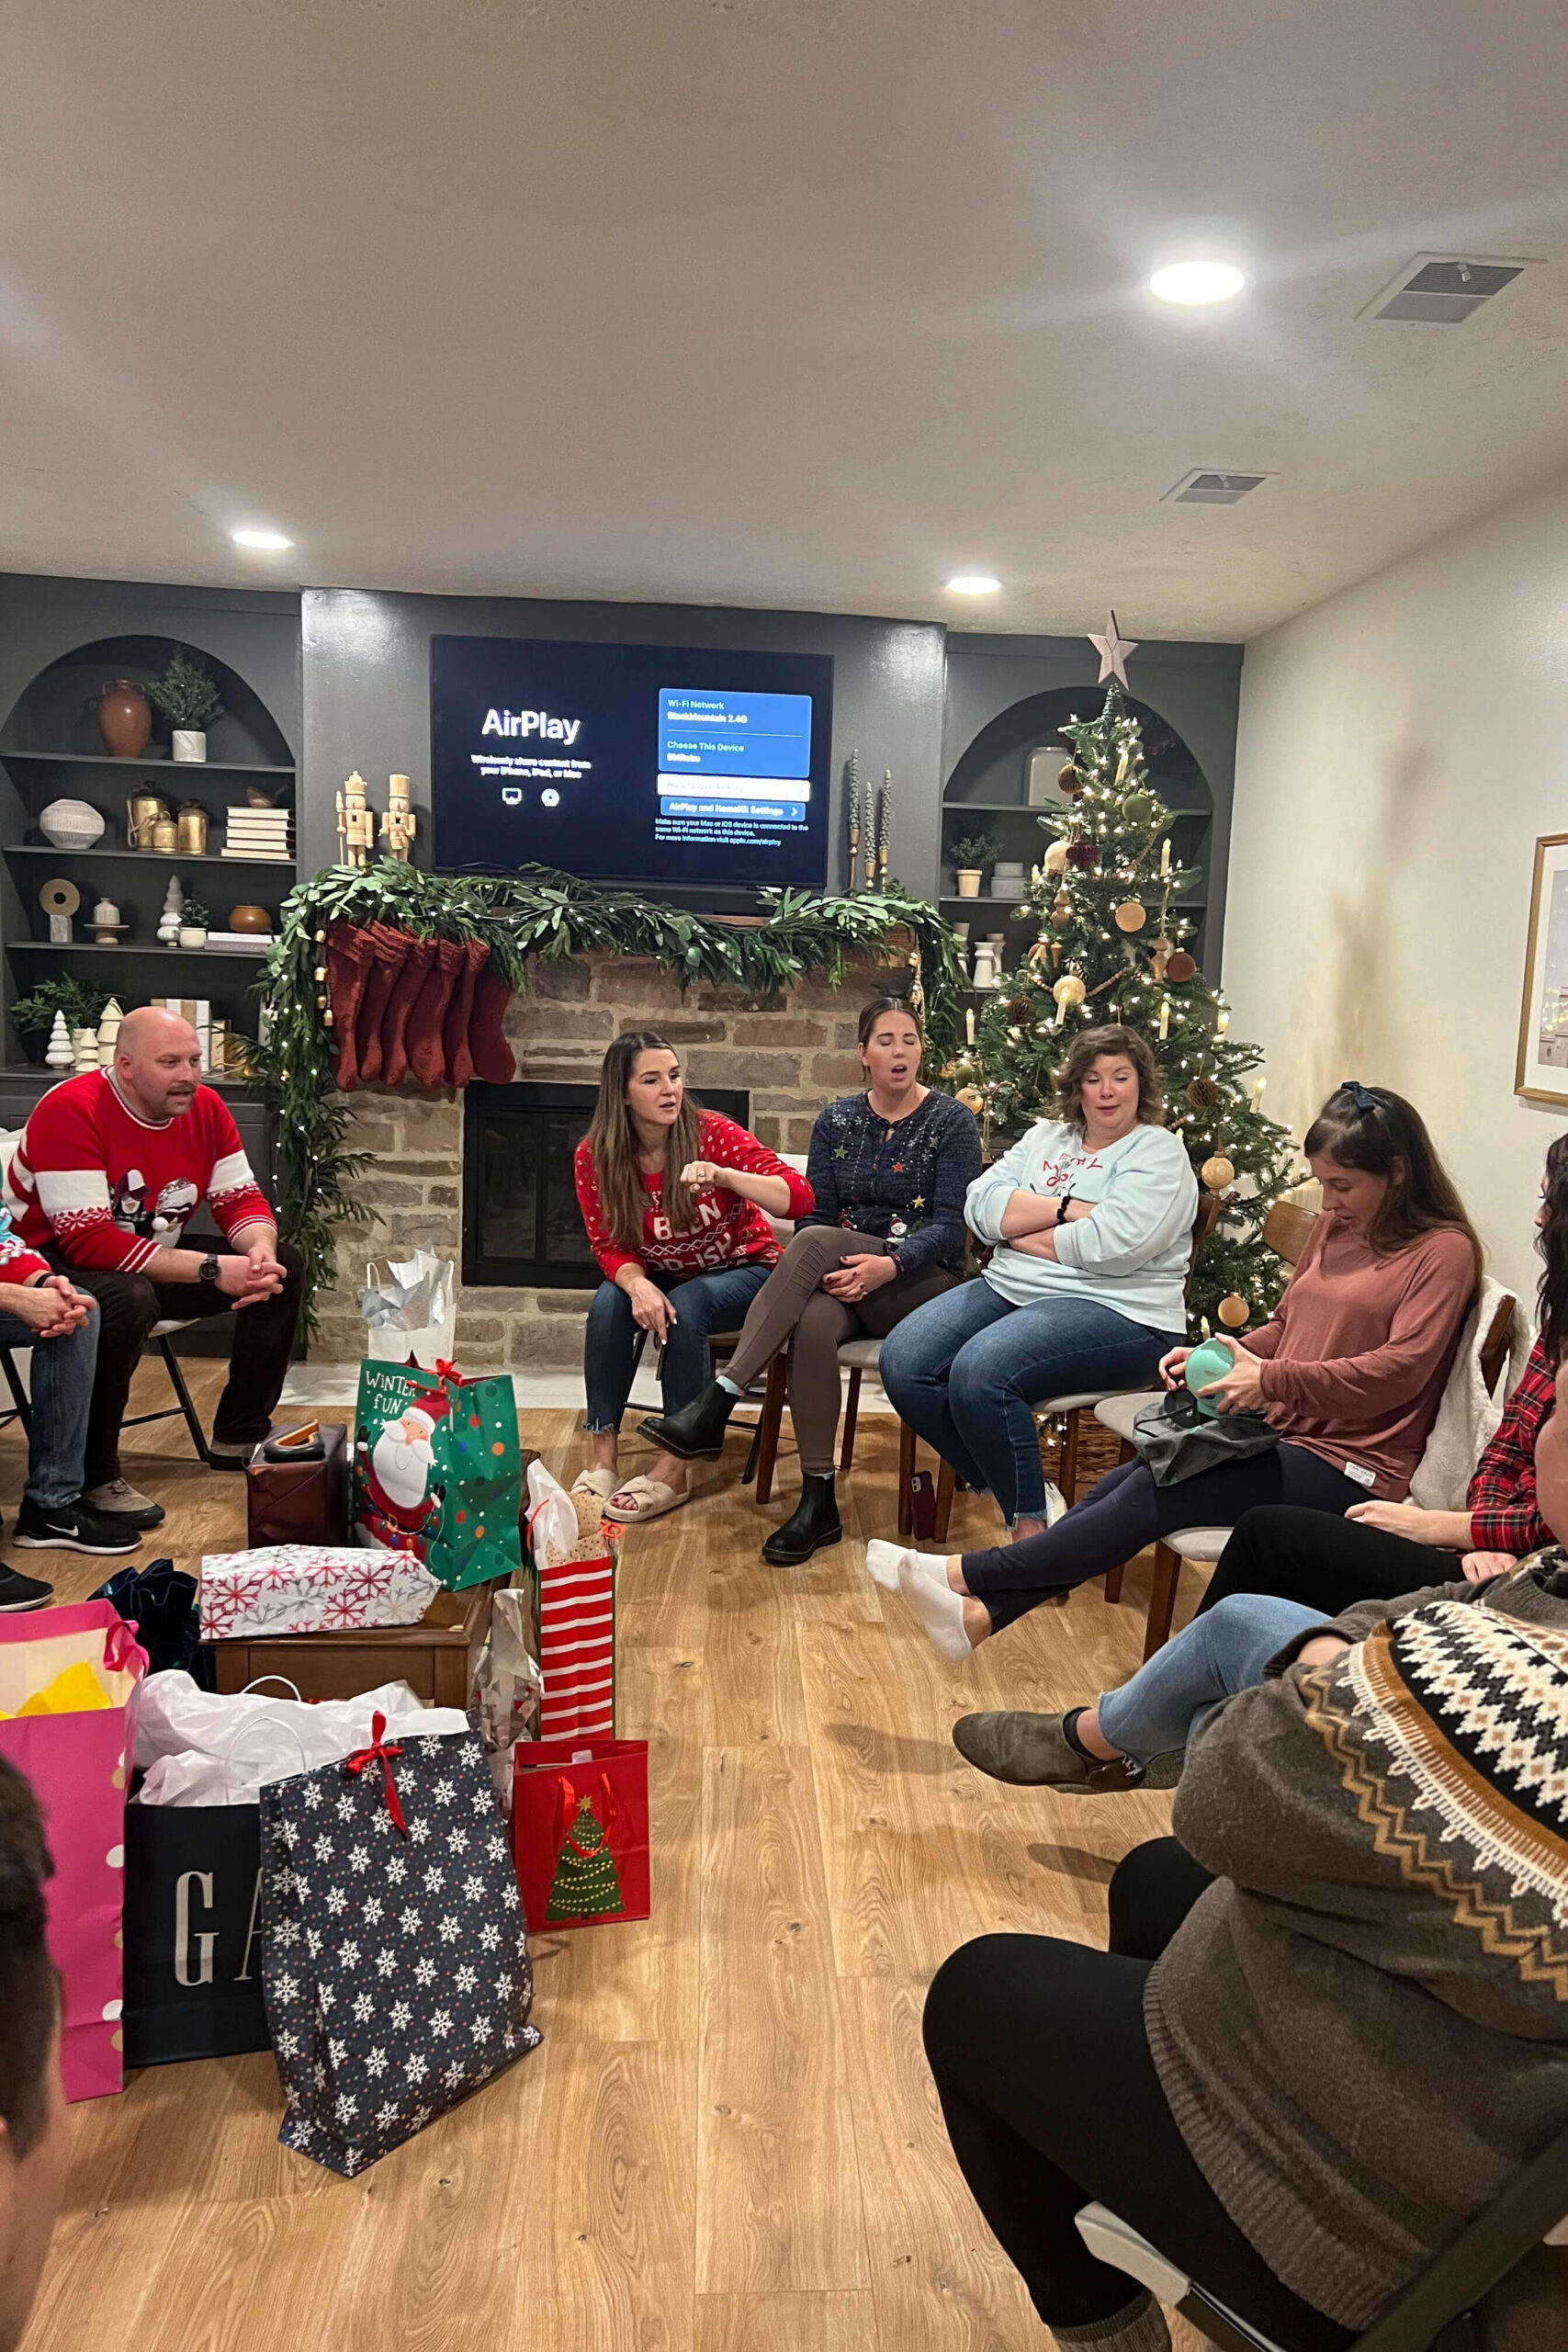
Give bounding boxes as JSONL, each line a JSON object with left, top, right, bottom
{"left": 6, "top": 844, "right": 294, "bottom": 869}
{"left": 10, "top": 941, "right": 271, "bottom": 960}
{"left": 0, "top": 752, "right": 295, "bottom": 776}
{"left": 0, "top": 1063, "right": 263, "bottom": 1091}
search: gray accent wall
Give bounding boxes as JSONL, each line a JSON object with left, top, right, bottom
{"left": 302, "top": 589, "right": 947, "bottom": 899}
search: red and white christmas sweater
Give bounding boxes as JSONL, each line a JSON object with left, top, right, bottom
{"left": 7, "top": 1069, "right": 275, "bottom": 1274}
{"left": 574, "top": 1110, "right": 813, "bottom": 1282}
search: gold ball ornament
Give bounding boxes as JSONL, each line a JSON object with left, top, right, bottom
{"left": 1201, "top": 1154, "right": 1235, "bottom": 1193}
{"left": 1052, "top": 972, "right": 1087, "bottom": 1012}
{"left": 1113, "top": 899, "right": 1146, "bottom": 933}
{"left": 1217, "top": 1294, "right": 1250, "bottom": 1330}
{"left": 1043, "top": 839, "right": 1069, "bottom": 876}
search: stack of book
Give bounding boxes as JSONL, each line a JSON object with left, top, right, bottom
{"left": 222, "top": 805, "right": 292, "bottom": 862}
{"left": 205, "top": 930, "right": 273, "bottom": 953}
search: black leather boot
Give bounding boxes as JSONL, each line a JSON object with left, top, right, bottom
{"left": 761, "top": 1473, "right": 842, "bottom": 1565}
{"left": 638, "top": 1380, "right": 737, "bottom": 1461}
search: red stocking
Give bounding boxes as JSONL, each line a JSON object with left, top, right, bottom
{"left": 407, "top": 939, "right": 465, "bottom": 1090}
{"left": 355, "top": 923, "right": 407, "bottom": 1087}
{"left": 323, "top": 923, "right": 376, "bottom": 1091}
{"left": 380, "top": 934, "right": 438, "bottom": 1087}
{"left": 467, "top": 957, "right": 516, "bottom": 1084}
{"left": 441, "top": 939, "right": 486, "bottom": 1090}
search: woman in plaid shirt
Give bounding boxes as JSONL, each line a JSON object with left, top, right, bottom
{"left": 1190, "top": 1136, "right": 1568, "bottom": 1619}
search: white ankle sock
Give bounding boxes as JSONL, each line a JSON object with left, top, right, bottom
{"left": 715, "top": 1374, "right": 741, "bottom": 1398}
{"left": 865, "top": 1539, "right": 910, "bottom": 1592}
{"left": 897, "top": 1555, "right": 972, "bottom": 1659}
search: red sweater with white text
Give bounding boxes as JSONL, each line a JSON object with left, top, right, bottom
{"left": 8, "top": 1071, "right": 274, "bottom": 1274}
{"left": 574, "top": 1110, "right": 813, "bottom": 1282}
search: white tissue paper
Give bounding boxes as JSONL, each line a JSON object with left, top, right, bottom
{"left": 133, "top": 1670, "right": 470, "bottom": 1806}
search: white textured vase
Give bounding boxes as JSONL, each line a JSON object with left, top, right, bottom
{"left": 172, "top": 731, "right": 207, "bottom": 763}
{"left": 39, "top": 797, "right": 105, "bottom": 850}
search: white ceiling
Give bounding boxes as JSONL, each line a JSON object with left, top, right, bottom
{"left": 6, "top": 0, "right": 1568, "bottom": 640}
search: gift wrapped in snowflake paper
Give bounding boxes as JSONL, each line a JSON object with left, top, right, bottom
{"left": 198, "top": 1544, "right": 440, "bottom": 1643}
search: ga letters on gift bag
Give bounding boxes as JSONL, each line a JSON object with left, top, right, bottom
{"left": 512, "top": 1739, "right": 650, "bottom": 1933}
{"left": 122, "top": 1804, "right": 268, "bottom": 2066}
{"left": 261, "top": 1720, "right": 539, "bottom": 2177}
{"left": 0, "top": 1601, "right": 148, "bottom": 2102}
{"left": 353, "top": 1361, "right": 523, "bottom": 1592}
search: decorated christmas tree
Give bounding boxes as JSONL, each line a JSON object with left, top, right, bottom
{"left": 546, "top": 1792, "right": 624, "bottom": 1921}
{"left": 947, "top": 628, "right": 1298, "bottom": 1333}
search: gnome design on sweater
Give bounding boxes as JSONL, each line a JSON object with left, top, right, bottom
{"left": 356, "top": 1387, "right": 449, "bottom": 1544}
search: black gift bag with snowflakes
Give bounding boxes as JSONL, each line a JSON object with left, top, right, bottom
{"left": 259, "top": 1716, "right": 541, "bottom": 2177}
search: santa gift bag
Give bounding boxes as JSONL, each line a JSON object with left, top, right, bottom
{"left": 524, "top": 1460, "right": 618, "bottom": 1740}
{"left": 512, "top": 1738, "right": 650, "bottom": 1933}
{"left": 0, "top": 1601, "right": 148, "bottom": 2102}
{"left": 261, "top": 1719, "right": 540, "bottom": 2177}
{"left": 352, "top": 1360, "right": 523, "bottom": 1592}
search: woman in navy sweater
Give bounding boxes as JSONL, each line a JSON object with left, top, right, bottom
{"left": 640, "top": 998, "right": 982, "bottom": 1562}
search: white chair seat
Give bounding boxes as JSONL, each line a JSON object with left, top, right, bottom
{"left": 1164, "top": 1525, "right": 1232, "bottom": 1561}
{"left": 151, "top": 1318, "right": 197, "bottom": 1338}
{"left": 1094, "top": 1391, "right": 1162, "bottom": 1442}
{"left": 1038, "top": 1387, "right": 1142, "bottom": 1417}
{"left": 836, "top": 1336, "right": 884, "bottom": 1371}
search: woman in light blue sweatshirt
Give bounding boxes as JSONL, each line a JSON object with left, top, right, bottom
{"left": 879, "top": 1023, "right": 1198, "bottom": 1539}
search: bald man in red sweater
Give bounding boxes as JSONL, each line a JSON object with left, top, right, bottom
{"left": 7, "top": 1009, "right": 303, "bottom": 1522}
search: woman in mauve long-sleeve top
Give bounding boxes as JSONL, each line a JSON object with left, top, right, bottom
{"left": 871, "top": 1081, "right": 1483, "bottom": 1661}
{"left": 640, "top": 997, "right": 981, "bottom": 1563}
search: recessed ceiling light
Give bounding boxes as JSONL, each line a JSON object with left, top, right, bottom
{"left": 1148, "top": 261, "right": 1247, "bottom": 307}
{"left": 946, "top": 574, "right": 1000, "bottom": 595}
{"left": 231, "top": 527, "right": 293, "bottom": 550}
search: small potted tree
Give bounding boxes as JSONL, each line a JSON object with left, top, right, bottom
{"left": 149, "top": 650, "right": 224, "bottom": 763}
{"left": 177, "top": 895, "right": 210, "bottom": 950}
{"left": 950, "top": 831, "right": 998, "bottom": 899}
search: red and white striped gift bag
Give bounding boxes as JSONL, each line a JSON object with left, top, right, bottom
{"left": 525, "top": 1464, "right": 618, "bottom": 1741}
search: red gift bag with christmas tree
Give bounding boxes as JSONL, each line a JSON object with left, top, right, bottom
{"left": 512, "top": 1739, "right": 649, "bottom": 1933}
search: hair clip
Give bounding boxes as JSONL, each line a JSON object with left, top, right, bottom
{"left": 1338, "top": 1080, "right": 1382, "bottom": 1115}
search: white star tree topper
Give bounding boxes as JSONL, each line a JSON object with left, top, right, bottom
{"left": 1088, "top": 611, "right": 1139, "bottom": 689}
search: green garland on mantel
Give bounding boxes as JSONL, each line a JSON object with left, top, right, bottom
{"left": 249, "top": 858, "right": 964, "bottom": 1338}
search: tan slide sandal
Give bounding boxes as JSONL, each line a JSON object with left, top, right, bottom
{"left": 571, "top": 1466, "right": 619, "bottom": 1502}
{"left": 602, "top": 1476, "right": 688, "bottom": 1524}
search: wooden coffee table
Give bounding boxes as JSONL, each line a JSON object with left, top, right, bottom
{"left": 208, "top": 1577, "right": 505, "bottom": 1708}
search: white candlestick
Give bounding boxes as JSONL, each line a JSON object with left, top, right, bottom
{"left": 1158, "top": 998, "right": 1170, "bottom": 1041}
{"left": 1160, "top": 837, "right": 1171, "bottom": 878}
{"left": 1252, "top": 1075, "right": 1266, "bottom": 1109}
{"left": 1217, "top": 1006, "right": 1229, "bottom": 1035}
{"left": 965, "top": 1008, "right": 976, "bottom": 1046}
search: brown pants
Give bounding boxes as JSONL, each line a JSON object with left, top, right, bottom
{"left": 723, "top": 1226, "right": 956, "bottom": 1475}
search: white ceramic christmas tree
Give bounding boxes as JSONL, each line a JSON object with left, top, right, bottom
{"left": 44, "top": 1012, "right": 73, "bottom": 1070}
{"left": 97, "top": 999, "right": 123, "bottom": 1067}
{"left": 156, "top": 876, "right": 184, "bottom": 945}
{"left": 72, "top": 1025, "right": 98, "bottom": 1073}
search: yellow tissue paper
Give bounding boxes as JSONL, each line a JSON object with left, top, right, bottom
{"left": 14, "top": 1662, "right": 115, "bottom": 1717}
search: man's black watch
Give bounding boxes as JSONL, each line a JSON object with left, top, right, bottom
{"left": 198, "top": 1252, "right": 221, "bottom": 1287}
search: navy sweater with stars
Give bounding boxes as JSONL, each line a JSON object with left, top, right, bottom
{"left": 798, "top": 1090, "right": 982, "bottom": 1278}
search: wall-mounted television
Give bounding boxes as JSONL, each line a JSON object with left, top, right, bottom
{"left": 431, "top": 635, "right": 834, "bottom": 894}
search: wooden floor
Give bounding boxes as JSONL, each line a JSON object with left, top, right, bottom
{"left": 15, "top": 1360, "right": 1205, "bottom": 2352}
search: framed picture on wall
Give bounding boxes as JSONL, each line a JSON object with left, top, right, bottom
{"left": 1516, "top": 832, "right": 1568, "bottom": 1105}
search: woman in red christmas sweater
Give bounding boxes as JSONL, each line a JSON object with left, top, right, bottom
{"left": 573, "top": 1031, "right": 813, "bottom": 1522}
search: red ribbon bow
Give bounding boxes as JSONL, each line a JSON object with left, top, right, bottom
{"left": 434, "top": 1358, "right": 459, "bottom": 1381}
{"left": 344, "top": 1711, "right": 408, "bottom": 1835}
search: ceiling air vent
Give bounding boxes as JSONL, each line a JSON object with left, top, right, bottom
{"left": 1361, "top": 254, "right": 1533, "bottom": 323}
{"left": 1162, "top": 469, "right": 1272, "bottom": 506}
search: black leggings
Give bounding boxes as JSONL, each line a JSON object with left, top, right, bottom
{"left": 922, "top": 1838, "right": 1350, "bottom": 2349}
{"left": 962, "top": 1445, "right": 1364, "bottom": 1634}
{"left": 1195, "top": 1504, "right": 1463, "bottom": 1618}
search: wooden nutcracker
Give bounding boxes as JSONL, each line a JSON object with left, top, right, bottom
{"left": 336, "top": 772, "right": 376, "bottom": 868}
{"left": 379, "top": 773, "right": 417, "bottom": 863}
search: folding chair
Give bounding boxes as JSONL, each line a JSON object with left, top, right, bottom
{"left": 0, "top": 1318, "right": 212, "bottom": 1466}
{"left": 1077, "top": 2113, "right": 1568, "bottom": 2352}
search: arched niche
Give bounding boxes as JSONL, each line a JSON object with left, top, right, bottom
{"left": 942, "top": 683, "right": 1214, "bottom": 963}
{"left": 0, "top": 632, "right": 294, "bottom": 767}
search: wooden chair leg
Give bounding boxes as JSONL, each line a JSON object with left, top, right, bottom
{"left": 1102, "top": 1565, "right": 1124, "bottom": 1605}
{"left": 1142, "top": 1543, "right": 1182, "bottom": 1661}
{"left": 933, "top": 1456, "right": 957, "bottom": 1544}
{"left": 752, "top": 1354, "right": 788, "bottom": 1503}
{"left": 840, "top": 1367, "right": 862, "bottom": 1472}
{"left": 1061, "top": 1407, "right": 1081, "bottom": 1507}
{"left": 897, "top": 1418, "right": 916, "bottom": 1541}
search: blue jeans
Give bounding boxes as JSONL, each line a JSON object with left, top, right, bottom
{"left": 582, "top": 1265, "right": 772, "bottom": 1432}
{"left": 878, "top": 1277, "right": 1182, "bottom": 1525}
{"left": 0, "top": 1302, "right": 99, "bottom": 1510}
{"left": 1097, "top": 1593, "right": 1327, "bottom": 1765}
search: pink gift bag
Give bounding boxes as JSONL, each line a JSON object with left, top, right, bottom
{"left": 0, "top": 1602, "right": 147, "bottom": 2102}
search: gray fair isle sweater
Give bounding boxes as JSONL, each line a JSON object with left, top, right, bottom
{"left": 1148, "top": 1552, "right": 1568, "bottom": 2346}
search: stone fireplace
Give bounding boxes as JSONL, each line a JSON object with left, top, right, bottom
{"left": 310, "top": 946, "right": 894, "bottom": 1368}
